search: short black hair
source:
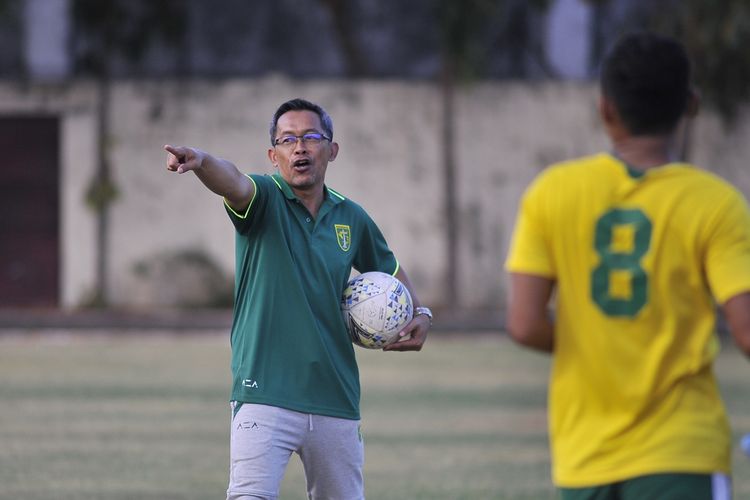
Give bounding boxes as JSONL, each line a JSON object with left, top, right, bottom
{"left": 600, "top": 32, "right": 691, "bottom": 135}
{"left": 269, "top": 98, "right": 334, "bottom": 146}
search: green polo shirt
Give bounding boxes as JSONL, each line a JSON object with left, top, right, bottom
{"left": 224, "top": 173, "right": 398, "bottom": 419}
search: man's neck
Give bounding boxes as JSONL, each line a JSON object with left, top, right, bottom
{"left": 293, "top": 186, "right": 325, "bottom": 219}
{"left": 611, "top": 135, "right": 678, "bottom": 171}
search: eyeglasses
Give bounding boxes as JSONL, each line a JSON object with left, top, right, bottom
{"left": 274, "top": 132, "right": 331, "bottom": 147}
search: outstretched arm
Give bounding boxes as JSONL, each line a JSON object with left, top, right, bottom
{"left": 164, "top": 144, "right": 255, "bottom": 213}
{"left": 506, "top": 272, "right": 555, "bottom": 352}
{"left": 723, "top": 291, "right": 750, "bottom": 358}
{"left": 383, "top": 267, "right": 430, "bottom": 352}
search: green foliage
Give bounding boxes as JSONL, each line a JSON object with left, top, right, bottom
{"left": 0, "top": 0, "right": 14, "bottom": 17}
{"left": 657, "top": 1, "right": 750, "bottom": 125}
{"left": 72, "top": 0, "right": 186, "bottom": 74}
{"left": 84, "top": 174, "right": 119, "bottom": 212}
{"left": 596, "top": 0, "right": 750, "bottom": 126}
{"left": 436, "top": 0, "right": 552, "bottom": 80}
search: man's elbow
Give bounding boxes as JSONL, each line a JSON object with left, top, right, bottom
{"left": 506, "top": 317, "right": 553, "bottom": 351}
{"left": 506, "top": 320, "right": 533, "bottom": 346}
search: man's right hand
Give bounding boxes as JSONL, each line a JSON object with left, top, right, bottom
{"left": 164, "top": 145, "right": 204, "bottom": 174}
{"left": 162, "top": 144, "right": 254, "bottom": 212}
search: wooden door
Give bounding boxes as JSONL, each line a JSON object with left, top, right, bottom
{"left": 0, "top": 116, "right": 60, "bottom": 307}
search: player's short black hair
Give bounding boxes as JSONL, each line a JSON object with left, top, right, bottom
{"left": 600, "top": 32, "right": 692, "bottom": 135}
{"left": 269, "top": 98, "right": 334, "bottom": 146}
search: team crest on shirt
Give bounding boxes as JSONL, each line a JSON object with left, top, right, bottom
{"left": 335, "top": 224, "right": 351, "bottom": 251}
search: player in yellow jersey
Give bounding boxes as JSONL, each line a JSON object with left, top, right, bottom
{"left": 505, "top": 32, "right": 750, "bottom": 500}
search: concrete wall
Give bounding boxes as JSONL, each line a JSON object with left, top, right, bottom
{"left": 2, "top": 78, "right": 749, "bottom": 311}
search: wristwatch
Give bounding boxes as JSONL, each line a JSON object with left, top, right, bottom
{"left": 415, "top": 306, "right": 433, "bottom": 325}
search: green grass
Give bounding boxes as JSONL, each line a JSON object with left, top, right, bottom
{"left": 0, "top": 331, "right": 747, "bottom": 499}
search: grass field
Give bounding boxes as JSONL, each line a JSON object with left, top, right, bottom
{"left": 0, "top": 330, "right": 748, "bottom": 500}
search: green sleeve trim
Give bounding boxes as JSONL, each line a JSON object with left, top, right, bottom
{"left": 392, "top": 260, "right": 400, "bottom": 276}
{"left": 271, "top": 175, "right": 283, "bottom": 191}
{"left": 223, "top": 174, "right": 257, "bottom": 219}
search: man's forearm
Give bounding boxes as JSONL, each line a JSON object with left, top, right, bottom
{"left": 506, "top": 273, "right": 556, "bottom": 353}
{"left": 724, "top": 292, "right": 750, "bottom": 357}
{"left": 507, "top": 315, "right": 554, "bottom": 353}
{"left": 192, "top": 152, "right": 247, "bottom": 200}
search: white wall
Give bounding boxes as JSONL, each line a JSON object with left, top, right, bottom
{"left": 1, "top": 78, "right": 748, "bottom": 311}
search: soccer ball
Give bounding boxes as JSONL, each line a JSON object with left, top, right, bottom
{"left": 341, "top": 271, "right": 413, "bottom": 349}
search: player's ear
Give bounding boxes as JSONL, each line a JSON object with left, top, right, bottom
{"left": 598, "top": 94, "right": 618, "bottom": 127}
{"left": 267, "top": 148, "right": 278, "bottom": 167}
{"left": 328, "top": 141, "right": 339, "bottom": 162}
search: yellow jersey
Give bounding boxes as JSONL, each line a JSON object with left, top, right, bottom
{"left": 505, "top": 152, "right": 750, "bottom": 487}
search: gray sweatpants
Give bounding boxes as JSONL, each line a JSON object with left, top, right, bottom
{"left": 226, "top": 402, "right": 365, "bottom": 500}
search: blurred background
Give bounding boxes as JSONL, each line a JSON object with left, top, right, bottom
{"left": 2, "top": 2, "right": 750, "bottom": 499}
{"left": 1, "top": 0, "right": 750, "bottom": 326}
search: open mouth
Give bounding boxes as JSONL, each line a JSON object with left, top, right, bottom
{"left": 293, "top": 159, "right": 311, "bottom": 170}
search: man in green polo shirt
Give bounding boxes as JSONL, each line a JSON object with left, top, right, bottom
{"left": 164, "top": 98, "right": 432, "bottom": 500}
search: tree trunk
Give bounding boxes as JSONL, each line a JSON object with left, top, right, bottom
{"left": 92, "top": 74, "right": 112, "bottom": 306}
{"left": 317, "top": 0, "right": 368, "bottom": 77}
{"left": 440, "top": 59, "right": 459, "bottom": 307}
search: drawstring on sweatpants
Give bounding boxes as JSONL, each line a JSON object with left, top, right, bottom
{"left": 308, "top": 413, "right": 313, "bottom": 431}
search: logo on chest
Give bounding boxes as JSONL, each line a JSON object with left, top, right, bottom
{"left": 335, "top": 224, "right": 351, "bottom": 252}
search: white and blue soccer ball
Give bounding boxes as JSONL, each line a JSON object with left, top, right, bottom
{"left": 341, "top": 271, "right": 413, "bottom": 349}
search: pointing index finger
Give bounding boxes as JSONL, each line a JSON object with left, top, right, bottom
{"left": 164, "top": 144, "right": 183, "bottom": 159}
